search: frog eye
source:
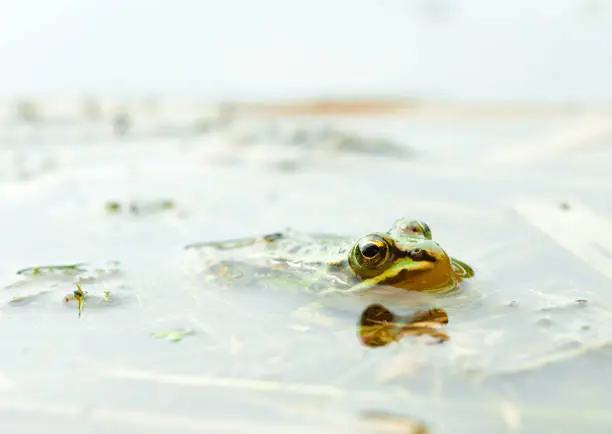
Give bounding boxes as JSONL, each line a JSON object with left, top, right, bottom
{"left": 400, "top": 220, "right": 432, "bottom": 239}
{"left": 351, "top": 235, "right": 392, "bottom": 270}
{"left": 408, "top": 248, "right": 435, "bottom": 262}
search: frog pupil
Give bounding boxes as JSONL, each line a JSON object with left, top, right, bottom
{"left": 361, "top": 243, "right": 381, "bottom": 258}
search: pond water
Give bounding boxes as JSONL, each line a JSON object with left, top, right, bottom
{"left": 1, "top": 105, "right": 612, "bottom": 433}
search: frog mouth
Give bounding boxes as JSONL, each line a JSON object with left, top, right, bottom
{"left": 343, "top": 259, "right": 436, "bottom": 293}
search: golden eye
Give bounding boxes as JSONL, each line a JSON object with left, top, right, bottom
{"left": 352, "top": 235, "right": 391, "bottom": 270}
{"left": 361, "top": 242, "right": 382, "bottom": 259}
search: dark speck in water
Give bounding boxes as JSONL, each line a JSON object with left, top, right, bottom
{"left": 536, "top": 317, "right": 553, "bottom": 327}
{"left": 263, "top": 233, "right": 283, "bottom": 242}
{"left": 113, "top": 112, "right": 131, "bottom": 136}
{"left": 105, "top": 201, "right": 121, "bottom": 213}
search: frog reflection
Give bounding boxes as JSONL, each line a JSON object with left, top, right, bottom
{"left": 358, "top": 304, "right": 450, "bottom": 348}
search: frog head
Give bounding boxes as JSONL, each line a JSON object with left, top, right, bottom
{"left": 346, "top": 219, "right": 473, "bottom": 293}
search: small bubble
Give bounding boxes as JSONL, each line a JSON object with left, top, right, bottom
{"left": 508, "top": 300, "right": 518, "bottom": 307}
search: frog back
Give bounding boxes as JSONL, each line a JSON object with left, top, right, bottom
{"left": 185, "top": 229, "right": 353, "bottom": 266}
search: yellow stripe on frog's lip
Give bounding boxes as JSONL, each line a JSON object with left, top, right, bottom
{"left": 342, "top": 258, "right": 435, "bottom": 294}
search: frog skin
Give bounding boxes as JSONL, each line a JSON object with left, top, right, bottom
{"left": 185, "top": 218, "right": 474, "bottom": 295}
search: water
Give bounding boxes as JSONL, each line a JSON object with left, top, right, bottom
{"left": 1, "top": 107, "right": 612, "bottom": 433}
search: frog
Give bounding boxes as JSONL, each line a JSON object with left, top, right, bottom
{"left": 184, "top": 217, "right": 474, "bottom": 296}
{"left": 184, "top": 218, "right": 472, "bottom": 345}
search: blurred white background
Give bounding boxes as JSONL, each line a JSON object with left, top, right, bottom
{"left": 1, "top": 0, "right": 611, "bottom": 102}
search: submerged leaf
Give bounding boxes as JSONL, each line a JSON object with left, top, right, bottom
{"left": 151, "top": 329, "right": 195, "bottom": 343}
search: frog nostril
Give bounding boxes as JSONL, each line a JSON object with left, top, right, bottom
{"left": 408, "top": 248, "right": 436, "bottom": 262}
{"left": 409, "top": 248, "right": 425, "bottom": 260}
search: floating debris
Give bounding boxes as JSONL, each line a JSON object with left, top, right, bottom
{"left": 9, "top": 291, "right": 53, "bottom": 305}
{"left": 82, "top": 99, "right": 102, "bottom": 120}
{"left": 9, "top": 296, "right": 26, "bottom": 303}
{"left": 8, "top": 283, "right": 113, "bottom": 317}
{"left": 16, "top": 100, "right": 41, "bottom": 123}
{"left": 151, "top": 329, "right": 195, "bottom": 343}
{"left": 7, "top": 261, "right": 120, "bottom": 289}
{"left": 5, "top": 261, "right": 121, "bottom": 314}
{"left": 360, "top": 411, "right": 430, "bottom": 434}
{"left": 536, "top": 317, "right": 553, "bottom": 328}
{"left": 71, "top": 283, "right": 85, "bottom": 317}
{"left": 16, "top": 263, "right": 88, "bottom": 277}
{"left": 63, "top": 285, "right": 114, "bottom": 318}
{"left": 112, "top": 112, "right": 131, "bottom": 136}
{"left": 105, "top": 201, "right": 121, "bottom": 213}
{"left": 234, "top": 122, "right": 411, "bottom": 158}
{"left": 105, "top": 199, "right": 175, "bottom": 216}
